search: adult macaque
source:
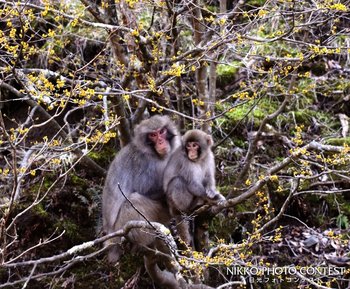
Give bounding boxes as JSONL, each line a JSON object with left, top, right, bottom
{"left": 163, "top": 129, "right": 225, "bottom": 247}
{"left": 103, "top": 115, "right": 180, "bottom": 262}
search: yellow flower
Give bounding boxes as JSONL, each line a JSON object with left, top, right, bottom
{"left": 47, "top": 29, "right": 55, "bottom": 38}
{"left": 56, "top": 78, "right": 65, "bottom": 88}
{"left": 269, "top": 175, "right": 278, "bottom": 182}
{"left": 258, "top": 9, "right": 268, "bottom": 17}
{"left": 71, "top": 18, "right": 78, "bottom": 27}
{"left": 131, "top": 29, "right": 139, "bottom": 37}
{"left": 162, "top": 63, "right": 185, "bottom": 77}
{"left": 329, "top": 3, "right": 347, "bottom": 11}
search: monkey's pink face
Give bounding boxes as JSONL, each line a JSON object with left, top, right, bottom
{"left": 186, "top": 142, "right": 200, "bottom": 161}
{"left": 148, "top": 127, "right": 170, "bottom": 157}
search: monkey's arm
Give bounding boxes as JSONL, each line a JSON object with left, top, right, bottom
{"left": 166, "top": 175, "right": 207, "bottom": 197}
{"left": 188, "top": 180, "right": 226, "bottom": 204}
{"left": 203, "top": 167, "right": 226, "bottom": 202}
{"left": 187, "top": 180, "right": 208, "bottom": 197}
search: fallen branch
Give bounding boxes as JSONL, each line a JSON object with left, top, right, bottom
{"left": 3, "top": 220, "right": 171, "bottom": 268}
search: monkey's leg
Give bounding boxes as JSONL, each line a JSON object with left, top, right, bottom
{"left": 193, "top": 216, "right": 209, "bottom": 252}
{"left": 104, "top": 237, "right": 123, "bottom": 263}
{"left": 176, "top": 216, "right": 195, "bottom": 249}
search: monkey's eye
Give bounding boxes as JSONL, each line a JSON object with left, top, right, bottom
{"left": 149, "top": 132, "right": 157, "bottom": 138}
{"left": 186, "top": 142, "right": 199, "bottom": 149}
{"left": 159, "top": 128, "right": 167, "bottom": 135}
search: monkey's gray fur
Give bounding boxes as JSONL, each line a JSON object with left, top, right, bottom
{"left": 111, "top": 193, "right": 185, "bottom": 289}
{"left": 111, "top": 193, "right": 216, "bottom": 288}
{"left": 163, "top": 129, "right": 225, "bottom": 246}
{"left": 112, "top": 193, "right": 172, "bottom": 254}
{"left": 164, "top": 129, "right": 225, "bottom": 214}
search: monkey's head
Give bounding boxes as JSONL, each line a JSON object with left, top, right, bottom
{"left": 133, "top": 115, "right": 180, "bottom": 158}
{"left": 182, "top": 129, "right": 213, "bottom": 162}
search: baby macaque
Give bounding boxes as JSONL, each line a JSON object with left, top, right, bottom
{"left": 163, "top": 129, "right": 225, "bottom": 246}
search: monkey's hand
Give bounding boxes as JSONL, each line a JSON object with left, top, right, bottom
{"left": 213, "top": 193, "right": 226, "bottom": 205}
{"left": 206, "top": 188, "right": 218, "bottom": 199}
{"left": 207, "top": 189, "right": 226, "bottom": 205}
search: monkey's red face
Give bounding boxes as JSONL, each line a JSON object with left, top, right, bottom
{"left": 148, "top": 127, "right": 170, "bottom": 157}
{"left": 186, "top": 142, "right": 200, "bottom": 161}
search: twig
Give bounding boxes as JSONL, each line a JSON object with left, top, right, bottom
{"left": 233, "top": 93, "right": 292, "bottom": 189}
{"left": 0, "top": 82, "right": 107, "bottom": 178}
{"left": 21, "top": 263, "right": 37, "bottom": 289}
{"left": 256, "top": 178, "right": 299, "bottom": 233}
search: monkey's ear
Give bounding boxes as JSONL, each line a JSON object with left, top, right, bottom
{"left": 181, "top": 137, "right": 189, "bottom": 151}
{"left": 206, "top": 134, "right": 213, "bottom": 147}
